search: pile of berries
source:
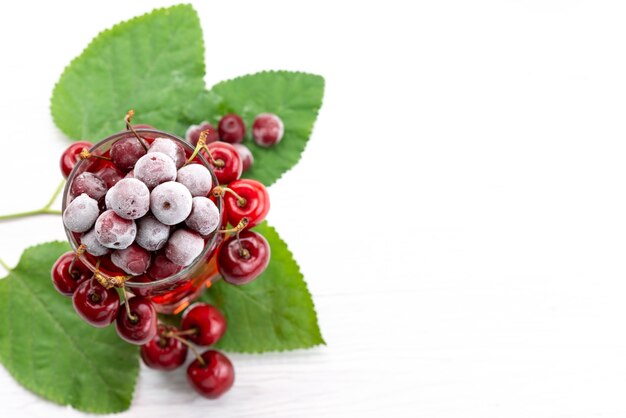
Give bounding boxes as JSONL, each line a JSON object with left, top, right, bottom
{"left": 51, "top": 111, "right": 283, "bottom": 398}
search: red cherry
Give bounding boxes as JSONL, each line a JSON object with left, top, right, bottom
{"left": 186, "top": 350, "right": 234, "bottom": 399}
{"left": 72, "top": 280, "right": 120, "bottom": 327}
{"left": 140, "top": 325, "right": 188, "bottom": 370}
{"left": 187, "top": 122, "right": 219, "bottom": 146}
{"left": 51, "top": 252, "right": 91, "bottom": 296}
{"left": 232, "top": 143, "right": 254, "bottom": 172}
{"left": 60, "top": 141, "right": 93, "bottom": 178}
{"left": 205, "top": 142, "right": 242, "bottom": 185}
{"left": 223, "top": 179, "right": 269, "bottom": 229}
{"left": 218, "top": 230, "right": 270, "bottom": 285}
{"left": 181, "top": 303, "right": 227, "bottom": 346}
{"left": 147, "top": 253, "right": 183, "bottom": 280}
{"left": 115, "top": 296, "right": 157, "bottom": 345}
{"left": 252, "top": 113, "right": 284, "bottom": 147}
{"left": 217, "top": 114, "right": 246, "bottom": 144}
{"left": 95, "top": 162, "right": 125, "bottom": 189}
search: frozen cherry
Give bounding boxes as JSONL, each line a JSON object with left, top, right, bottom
{"left": 111, "top": 244, "right": 151, "bottom": 276}
{"left": 218, "top": 114, "right": 246, "bottom": 144}
{"left": 60, "top": 141, "right": 92, "bottom": 178}
{"left": 176, "top": 164, "right": 213, "bottom": 197}
{"left": 187, "top": 350, "right": 234, "bottom": 399}
{"left": 63, "top": 193, "right": 100, "bottom": 233}
{"left": 80, "top": 228, "right": 110, "bottom": 256}
{"left": 147, "top": 253, "right": 183, "bottom": 279}
{"left": 115, "top": 296, "right": 157, "bottom": 345}
{"left": 94, "top": 209, "right": 137, "bottom": 249}
{"left": 51, "top": 251, "right": 91, "bottom": 296}
{"left": 140, "top": 325, "right": 188, "bottom": 370}
{"left": 70, "top": 172, "right": 107, "bottom": 200}
{"left": 186, "top": 122, "right": 218, "bottom": 146}
{"left": 72, "top": 280, "right": 120, "bottom": 327}
{"left": 134, "top": 152, "right": 177, "bottom": 189}
{"left": 181, "top": 303, "right": 227, "bottom": 346}
{"left": 150, "top": 181, "right": 193, "bottom": 225}
{"left": 232, "top": 143, "right": 254, "bottom": 172}
{"left": 148, "top": 138, "right": 186, "bottom": 169}
{"left": 252, "top": 113, "right": 284, "bottom": 147}
{"left": 110, "top": 136, "right": 147, "bottom": 171}
{"left": 136, "top": 214, "right": 170, "bottom": 251}
{"left": 185, "top": 197, "right": 220, "bottom": 236}
{"left": 218, "top": 230, "right": 270, "bottom": 285}
{"left": 206, "top": 142, "right": 242, "bottom": 185}
{"left": 95, "top": 163, "right": 125, "bottom": 189}
{"left": 165, "top": 229, "right": 204, "bottom": 267}
{"left": 105, "top": 178, "right": 150, "bottom": 220}
{"left": 223, "top": 179, "right": 270, "bottom": 229}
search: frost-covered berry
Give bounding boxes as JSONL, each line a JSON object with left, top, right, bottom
{"left": 232, "top": 143, "right": 254, "bottom": 172}
{"left": 148, "top": 138, "right": 186, "bottom": 169}
{"left": 71, "top": 172, "right": 108, "bottom": 200}
{"left": 148, "top": 254, "right": 183, "bottom": 279}
{"left": 94, "top": 209, "right": 137, "bottom": 249}
{"left": 105, "top": 178, "right": 150, "bottom": 220}
{"left": 186, "top": 122, "right": 219, "bottom": 146}
{"left": 81, "top": 228, "right": 110, "bottom": 256}
{"left": 134, "top": 152, "right": 177, "bottom": 189}
{"left": 176, "top": 164, "right": 212, "bottom": 197}
{"left": 150, "top": 181, "right": 193, "bottom": 225}
{"left": 111, "top": 244, "right": 151, "bottom": 276}
{"left": 252, "top": 113, "right": 284, "bottom": 147}
{"left": 165, "top": 229, "right": 205, "bottom": 267}
{"left": 218, "top": 114, "right": 246, "bottom": 143}
{"left": 136, "top": 214, "right": 170, "bottom": 251}
{"left": 63, "top": 193, "right": 100, "bottom": 233}
{"left": 185, "top": 197, "right": 220, "bottom": 236}
{"left": 111, "top": 136, "right": 147, "bottom": 171}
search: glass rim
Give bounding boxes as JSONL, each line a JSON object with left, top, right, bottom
{"left": 61, "top": 128, "right": 222, "bottom": 289}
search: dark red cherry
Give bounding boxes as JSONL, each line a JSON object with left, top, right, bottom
{"left": 218, "top": 230, "right": 270, "bottom": 285}
{"left": 205, "top": 142, "right": 242, "bottom": 185}
{"left": 140, "top": 325, "right": 188, "bottom": 370}
{"left": 223, "top": 179, "right": 269, "bottom": 229}
{"left": 60, "top": 141, "right": 93, "bottom": 178}
{"left": 110, "top": 136, "right": 147, "bottom": 171}
{"left": 187, "top": 122, "right": 219, "bottom": 146}
{"left": 181, "top": 303, "right": 227, "bottom": 346}
{"left": 51, "top": 251, "right": 91, "bottom": 296}
{"left": 186, "top": 350, "right": 234, "bottom": 399}
{"left": 115, "top": 296, "right": 157, "bottom": 345}
{"left": 217, "top": 114, "right": 245, "bottom": 144}
{"left": 95, "top": 162, "right": 125, "bottom": 189}
{"left": 72, "top": 280, "right": 120, "bottom": 327}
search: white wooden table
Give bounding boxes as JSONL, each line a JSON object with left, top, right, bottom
{"left": 2, "top": 1, "right": 626, "bottom": 416}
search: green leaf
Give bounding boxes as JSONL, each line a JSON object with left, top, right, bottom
{"left": 0, "top": 242, "right": 139, "bottom": 414}
{"left": 51, "top": 4, "right": 206, "bottom": 141}
{"left": 183, "top": 71, "right": 325, "bottom": 186}
{"left": 201, "top": 222, "right": 324, "bottom": 352}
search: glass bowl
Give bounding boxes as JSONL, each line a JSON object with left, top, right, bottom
{"left": 62, "top": 129, "right": 222, "bottom": 314}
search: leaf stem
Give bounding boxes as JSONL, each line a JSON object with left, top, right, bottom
{"left": 0, "top": 179, "right": 65, "bottom": 221}
{"left": 0, "top": 257, "right": 11, "bottom": 272}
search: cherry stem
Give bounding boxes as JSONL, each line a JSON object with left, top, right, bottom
{"left": 124, "top": 110, "right": 148, "bottom": 151}
{"left": 212, "top": 186, "right": 246, "bottom": 206}
{"left": 68, "top": 244, "right": 86, "bottom": 277}
{"left": 0, "top": 258, "right": 11, "bottom": 272}
{"left": 120, "top": 288, "right": 138, "bottom": 323}
{"left": 170, "top": 328, "right": 198, "bottom": 337}
{"left": 219, "top": 217, "right": 249, "bottom": 234}
{"left": 186, "top": 130, "right": 209, "bottom": 165}
{"left": 0, "top": 179, "right": 65, "bottom": 221}
{"left": 165, "top": 333, "right": 206, "bottom": 366}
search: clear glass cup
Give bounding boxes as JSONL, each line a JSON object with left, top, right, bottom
{"left": 62, "top": 129, "right": 222, "bottom": 314}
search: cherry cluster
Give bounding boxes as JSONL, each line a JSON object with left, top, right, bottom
{"left": 50, "top": 111, "right": 283, "bottom": 398}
